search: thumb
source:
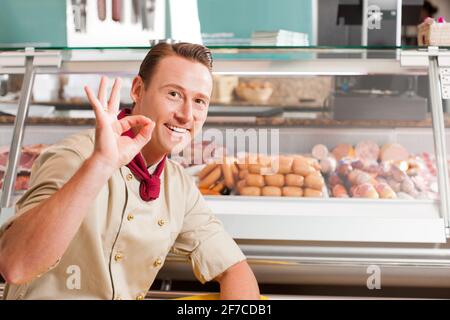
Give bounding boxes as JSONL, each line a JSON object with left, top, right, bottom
{"left": 132, "top": 121, "right": 155, "bottom": 149}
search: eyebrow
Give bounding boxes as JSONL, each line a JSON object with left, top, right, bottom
{"left": 160, "top": 83, "right": 210, "bottom": 102}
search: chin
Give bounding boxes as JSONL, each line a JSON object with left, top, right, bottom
{"left": 169, "top": 140, "right": 190, "bottom": 154}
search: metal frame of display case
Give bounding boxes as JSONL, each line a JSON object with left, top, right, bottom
{"left": 1, "top": 46, "right": 450, "bottom": 245}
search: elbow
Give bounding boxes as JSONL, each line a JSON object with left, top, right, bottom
{"left": 0, "top": 248, "right": 28, "bottom": 285}
{"left": 0, "top": 262, "right": 29, "bottom": 285}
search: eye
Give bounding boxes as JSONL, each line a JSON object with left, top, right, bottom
{"left": 195, "top": 98, "right": 207, "bottom": 106}
{"left": 168, "top": 91, "right": 181, "bottom": 99}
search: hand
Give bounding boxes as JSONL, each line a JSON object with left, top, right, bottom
{"left": 84, "top": 76, "right": 155, "bottom": 171}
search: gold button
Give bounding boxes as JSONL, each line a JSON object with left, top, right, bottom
{"left": 136, "top": 294, "right": 145, "bottom": 300}
{"left": 114, "top": 253, "right": 124, "bottom": 262}
{"left": 153, "top": 258, "right": 162, "bottom": 267}
{"left": 126, "top": 173, "right": 133, "bottom": 181}
{"left": 157, "top": 219, "right": 165, "bottom": 226}
{"left": 127, "top": 214, "right": 134, "bottom": 221}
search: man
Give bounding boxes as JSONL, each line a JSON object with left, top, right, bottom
{"left": 0, "top": 43, "right": 260, "bottom": 300}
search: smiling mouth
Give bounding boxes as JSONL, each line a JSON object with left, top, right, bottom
{"left": 165, "top": 123, "right": 190, "bottom": 134}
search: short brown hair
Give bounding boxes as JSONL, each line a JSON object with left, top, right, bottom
{"left": 138, "top": 42, "right": 213, "bottom": 87}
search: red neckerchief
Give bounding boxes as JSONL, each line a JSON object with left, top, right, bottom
{"left": 117, "top": 108, "right": 166, "bottom": 201}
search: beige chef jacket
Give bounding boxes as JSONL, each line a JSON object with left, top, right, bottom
{"left": 1, "top": 129, "right": 245, "bottom": 300}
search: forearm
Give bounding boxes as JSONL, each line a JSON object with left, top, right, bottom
{"left": 217, "top": 260, "right": 260, "bottom": 300}
{"left": 0, "top": 155, "right": 114, "bottom": 284}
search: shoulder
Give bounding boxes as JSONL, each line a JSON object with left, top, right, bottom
{"left": 44, "top": 128, "right": 95, "bottom": 160}
{"left": 32, "top": 129, "right": 95, "bottom": 171}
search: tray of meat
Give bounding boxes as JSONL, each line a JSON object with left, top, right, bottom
{"left": 310, "top": 141, "right": 439, "bottom": 200}
{"left": 194, "top": 153, "right": 329, "bottom": 198}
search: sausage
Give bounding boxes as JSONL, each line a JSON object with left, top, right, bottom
{"left": 336, "top": 162, "right": 352, "bottom": 178}
{"left": 332, "top": 144, "right": 355, "bottom": 161}
{"left": 328, "top": 173, "right": 343, "bottom": 187}
{"left": 355, "top": 140, "right": 380, "bottom": 162}
{"left": 245, "top": 174, "right": 265, "bottom": 187}
{"left": 304, "top": 173, "right": 325, "bottom": 191}
{"left": 212, "top": 181, "right": 225, "bottom": 193}
{"left": 264, "top": 174, "right": 285, "bottom": 187}
{"left": 351, "top": 183, "right": 379, "bottom": 199}
{"left": 240, "top": 186, "right": 261, "bottom": 196}
{"left": 221, "top": 162, "right": 235, "bottom": 189}
{"left": 285, "top": 174, "right": 304, "bottom": 187}
{"left": 347, "top": 169, "right": 371, "bottom": 186}
{"left": 374, "top": 183, "right": 397, "bottom": 199}
{"left": 380, "top": 143, "right": 409, "bottom": 162}
{"left": 198, "top": 166, "right": 222, "bottom": 189}
{"left": 332, "top": 184, "right": 349, "bottom": 198}
{"left": 262, "top": 186, "right": 282, "bottom": 196}
{"left": 198, "top": 163, "right": 217, "bottom": 180}
{"left": 387, "top": 178, "right": 402, "bottom": 193}
{"left": 312, "top": 144, "right": 329, "bottom": 160}
{"left": 319, "top": 157, "right": 337, "bottom": 175}
{"left": 303, "top": 188, "right": 323, "bottom": 198}
{"left": 231, "top": 163, "right": 239, "bottom": 180}
{"left": 199, "top": 188, "right": 221, "bottom": 196}
{"left": 282, "top": 186, "right": 303, "bottom": 197}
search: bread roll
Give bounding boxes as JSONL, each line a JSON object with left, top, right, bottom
{"left": 282, "top": 186, "right": 303, "bottom": 197}
{"left": 239, "top": 169, "right": 249, "bottom": 180}
{"left": 285, "top": 174, "right": 304, "bottom": 187}
{"left": 236, "top": 179, "right": 247, "bottom": 194}
{"left": 277, "top": 155, "right": 294, "bottom": 174}
{"left": 264, "top": 174, "right": 285, "bottom": 187}
{"left": 293, "top": 157, "right": 314, "bottom": 176}
{"left": 248, "top": 164, "right": 264, "bottom": 174}
{"left": 303, "top": 188, "right": 323, "bottom": 198}
{"left": 304, "top": 173, "right": 325, "bottom": 191}
{"left": 240, "top": 186, "right": 261, "bottom": 196}
{"left": 262, "top": 186, "right": 282, "bottom": 196}
{"left": 245, "top": 174, "right": 265, "bottom": 187}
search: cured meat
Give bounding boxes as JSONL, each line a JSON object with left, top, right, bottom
{"left": 380, "top": 143, "right": 409, "bottom": 162}
{"left": 332, "top": 144, "right": 355, "bottom": 161}
{"left": 311, "top": 144, "right": 329, "bottom": 160}
{"left": 355, "top": 140, "right": 380, "bottom": 163}
{"left": 0, "top": 144, "right": 48, "bottom": 172}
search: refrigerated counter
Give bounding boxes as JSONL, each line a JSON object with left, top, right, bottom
{"left": 2, "top": 46, "right": 450, "bottom": 292}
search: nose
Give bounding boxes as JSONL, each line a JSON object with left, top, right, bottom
{"left": 175, "top": 99, "right": 194, "bottom": 124}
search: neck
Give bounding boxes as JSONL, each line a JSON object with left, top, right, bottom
{"left": 141, "top": 141, "right": 166, "bottom": 167}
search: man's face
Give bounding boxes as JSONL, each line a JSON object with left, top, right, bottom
{"left": 132, "top": 55, "right": 212, "bottom": 155}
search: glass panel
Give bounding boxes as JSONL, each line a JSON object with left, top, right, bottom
{"left": 172, "top": 72, "right": 439, "bottom": 202}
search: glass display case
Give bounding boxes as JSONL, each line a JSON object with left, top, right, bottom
{"left": 2, "top": 45, "right": 450, "bottom": 291}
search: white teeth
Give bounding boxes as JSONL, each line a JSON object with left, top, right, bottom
{"left": 166, "top": 124, "right": 188, "bottom": 134}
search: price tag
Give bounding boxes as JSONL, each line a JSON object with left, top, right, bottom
{"left": 440, "top": 68, "right": 450, "bottom": 99}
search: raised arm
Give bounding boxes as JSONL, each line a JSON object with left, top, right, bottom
{"left": 0, "top": 77, "right": 154, "bottom": 285}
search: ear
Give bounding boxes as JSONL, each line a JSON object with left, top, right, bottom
{"left": 130, "top": 75, "right": 145, "bottom": 105}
